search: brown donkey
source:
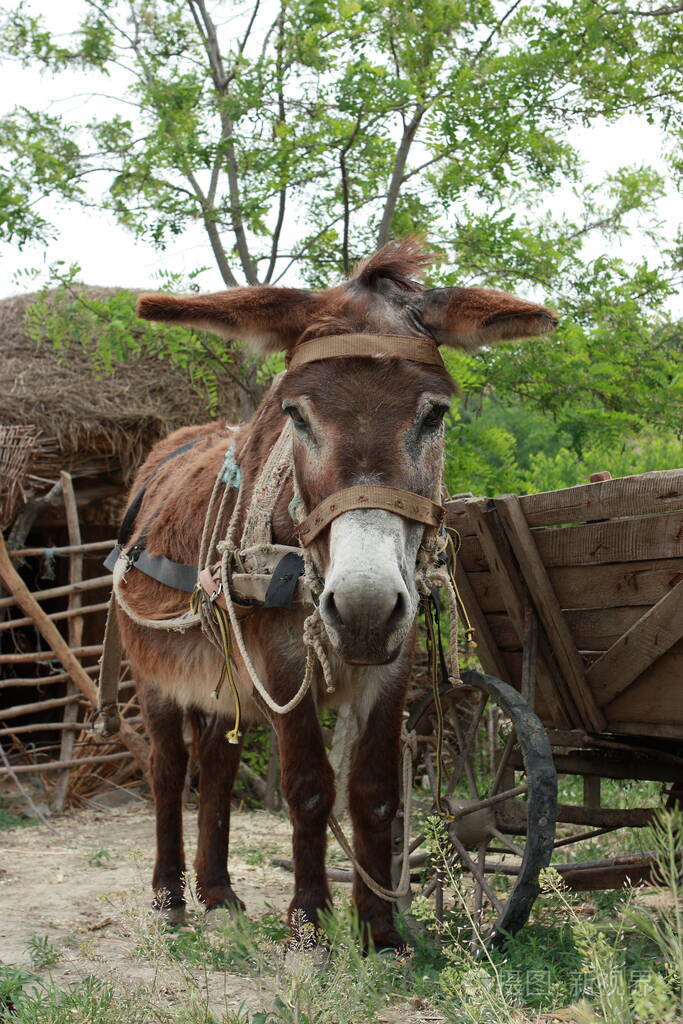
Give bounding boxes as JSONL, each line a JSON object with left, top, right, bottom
{"left": 117, "top": 240, "right": 556, "bottom": 951}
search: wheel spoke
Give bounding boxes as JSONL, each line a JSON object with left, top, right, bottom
{"left": 490, "top": 732, "right": 516, "bottom": 796}
{"left": 450, "top": 833, "right": 503, "bottom": 916}
{"left": 491, "top": 827, "right": 525, "bottom": 858}
{"left": 447, "top": 692, "right": 487, "bottom": 799}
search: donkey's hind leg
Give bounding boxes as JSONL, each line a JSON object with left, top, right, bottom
{"left": 139, "top": 686, "right": 189, "bottom": 925}
{"left": 194, "top": 714, "right": 246, "bottom": 913}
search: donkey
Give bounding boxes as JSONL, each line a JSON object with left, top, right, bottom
{"left": 117, "top": 239, "right": 556, "bottom": 951}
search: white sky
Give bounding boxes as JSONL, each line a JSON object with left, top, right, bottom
{"left": 1, "top": 0, "right": 681, "bottom": 303}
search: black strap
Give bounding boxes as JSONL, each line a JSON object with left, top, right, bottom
{"left": 117, "top": 438, "right": 203, "bottom": 548}
{"left": 264, "top": 551, "right": 305, "bottom": 610}
{"left": 104, "top": 544, "right": 197, "bottom": 593}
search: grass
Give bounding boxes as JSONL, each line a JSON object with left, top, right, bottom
{"left": 0, "top": 797, "right": 35, "bottom": 832}
{"left": 1, "top": 807, "right": 681, "bottom": 1023}
{"left": 87, "top": 846, "right": 114, "bottom": 868}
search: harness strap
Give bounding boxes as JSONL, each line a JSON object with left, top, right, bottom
{"left": 104, "top": 544, "right": 197, "bottom": 593}
{"left": 287, "top": 333, "right": 445, "bottom": 370}
{"left": 95, "top": 590, "right": 123, "bottom": 737}
{"left": 297, "top": 484, "right": 445, "bottom": 546}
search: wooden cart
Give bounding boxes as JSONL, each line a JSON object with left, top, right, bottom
{"left": 405, "top": 467, "right": 683, "bottom": 946}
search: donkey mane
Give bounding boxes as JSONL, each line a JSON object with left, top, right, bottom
{"left": 351, "top": 237, "right": 432, "bottom": 291}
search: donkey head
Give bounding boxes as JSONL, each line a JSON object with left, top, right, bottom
{"left": 138, "top": 240, "right": 557, "bottom": 665}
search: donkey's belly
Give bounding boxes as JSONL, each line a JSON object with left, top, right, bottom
{"left": 124, "top": 619, "right": 262, "bottom": 721}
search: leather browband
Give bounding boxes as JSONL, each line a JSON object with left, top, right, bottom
{"left": 287, "top": 333, "right": 445, "bottom": 370}
{"left": 297, "top": 484, "right": 445, "bottom": 547}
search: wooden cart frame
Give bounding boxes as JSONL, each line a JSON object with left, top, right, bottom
{"left": 437, "top": 467, "right": 683, "bottom": 896}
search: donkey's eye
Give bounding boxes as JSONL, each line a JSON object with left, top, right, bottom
{"left": 421, "top": 404, "right": 448, "bottom": 430}
{"left": 283, "top": 404, "right": 308, "bottom": 431}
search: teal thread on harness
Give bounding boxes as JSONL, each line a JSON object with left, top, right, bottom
{"left": 287, "top": 494, "right": 302, "bottom": 520}
{"left": 220, "top": 443, "right": 242, "bottom": 489}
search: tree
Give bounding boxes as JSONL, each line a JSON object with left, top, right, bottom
{"left": 1, "top": 0, "right": 682, "bottom": 431}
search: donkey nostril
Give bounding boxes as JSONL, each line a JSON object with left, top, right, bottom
{"left": 321, "top": 591, "right": 343, "bottom": 629}
{"left": 387, "top": 591, "right": 408, "bottom": 633}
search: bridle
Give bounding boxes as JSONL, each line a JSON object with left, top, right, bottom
{"left": 288, "top": 332, "right": 448, "bottom": 546}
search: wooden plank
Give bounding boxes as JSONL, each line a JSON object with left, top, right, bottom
{"left": 589, "top": 579, "right": 683, "bottom": 705}
{"left": 515, "top": 468, "right": 683, "bottom": 527}
{"left": 495, "top": 494, "right": 605, "bottom": 733}
{"left": 487, "top": 605, "right": 683, "bottom": 654}
{"left": 603, "top": 653, "right": 683, "bottom": 728}
{"left": 608, "top": 721, "right": 683, "bottom": 741}
{"left": 465, "top": 498, "right": 575, "bottom": 728}
{"left": 468, "top": 559, "right": 683, "bottom": 614}
{"left": 461, "top": 510, "right": 683, "bottom": 571}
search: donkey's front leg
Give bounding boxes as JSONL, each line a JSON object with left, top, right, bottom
{"left": 139, "top": 687, "right": 189, "bottom": 925}
{"left": 348, "top": 693, "right": 406, "bottom": 951}
{"left": 194, "top": 714, "right": 245, "bottom": 913}
{"left": 276, "top": 691, "right": 335, "bottom": 935}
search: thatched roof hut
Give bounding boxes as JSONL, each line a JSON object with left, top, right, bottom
{"left": 1, "top": 286, "right": 239, "bottom": 529}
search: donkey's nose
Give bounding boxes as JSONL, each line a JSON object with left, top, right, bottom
{"left": 321, "top": 583, "right": 408, "bottom": 635}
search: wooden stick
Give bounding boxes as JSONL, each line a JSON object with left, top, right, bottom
{"left": 0, "top": 751, "right": 132, "bottom": 776}
{"left": 0, "top": 720, "right": 141, "bottom": 737}
{"left": 0, "top": 663, "right": 130, "bottom": 687}
{"left": 0, "top": 533, "right": 149, "bottom": 777}
{"left": 52, "top": 471, "right": 84, "bottom": 812}
{"left": 1, "top": 694, "right": 85, "bottom": 720}
{"left": 0, "top": 601, "right": 110, "bottom": 632}
{"left": 9, "top": 540, "right": 115, "bottom": 559}
{"left": 0, "top": 643, "right": 103, "bottom": 664}
{"left": 0, "top": 574, "right": 113, "bottom": 611}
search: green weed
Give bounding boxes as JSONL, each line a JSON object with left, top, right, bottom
{"left": 25, "top": 935, "right": 59, "bottom": 970}
{"left": 87, "top": 846, "right": 113, "bottom": 868}
{"left": 0, "top": 797, "right": 35, "bottom": 831}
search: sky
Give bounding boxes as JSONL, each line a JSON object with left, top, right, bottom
{"left": 1, "top": 0, "right": 681, "bottom": 302}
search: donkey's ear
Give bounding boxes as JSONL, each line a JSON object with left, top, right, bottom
{"left": 136, "top": 286, "right": 318, "bottom": 354}
{"left": 417, "top": 287, "right": 558, "bottom": 350}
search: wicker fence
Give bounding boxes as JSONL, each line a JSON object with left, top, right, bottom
{"left": 0, "top": 471, "right": 148, "bottom": 811}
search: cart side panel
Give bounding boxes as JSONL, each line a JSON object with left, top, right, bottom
{"left": 446, "top": 468, "right": 683, "bottom": 739}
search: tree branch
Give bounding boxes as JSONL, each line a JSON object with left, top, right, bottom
{"left": 187, "top": 0, "right": 259, "bottom": 283}
{"left": 377, "top": 104, "right": 425, "bottom": 246}
{"left": 186, "top": 171, "right": 239, "bottom": 287}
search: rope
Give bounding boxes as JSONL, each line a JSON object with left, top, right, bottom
{"left": 112, "top": 554, "right": 200, "bottom": 632}
{"left": 328, "top": 736, "right": 416, "bottom": 902}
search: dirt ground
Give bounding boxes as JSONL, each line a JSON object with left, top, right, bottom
{"left": 0, "top": 793, "right": 442, "bottom": 1023}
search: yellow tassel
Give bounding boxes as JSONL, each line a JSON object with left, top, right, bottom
{"left": 190, "top": 585, "right": 242, "bottom": 745}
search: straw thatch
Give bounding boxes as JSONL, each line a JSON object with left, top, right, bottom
{"left": 1, "top": 287, "right": 239, "bottom": 489}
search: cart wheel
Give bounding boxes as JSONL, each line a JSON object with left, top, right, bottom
{"left": 406, "top": 669, "right": 557, "bottom": 949}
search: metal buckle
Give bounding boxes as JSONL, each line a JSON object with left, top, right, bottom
{"left": 209, "top": 581, "right": 223, "bottom": 602}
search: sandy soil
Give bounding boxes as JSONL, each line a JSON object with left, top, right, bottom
{"left": 0, "top": 795, "right": 442, "bottom": 1023}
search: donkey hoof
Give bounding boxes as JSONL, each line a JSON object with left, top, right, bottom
{"left": 152, "top": 897, "right": 187, "bottom": 928}
{"left": 204, "top": 897, "right": 244, "bottom": 931}
{"left": 284, "top": 943, "right": 330, "bottom": 975}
